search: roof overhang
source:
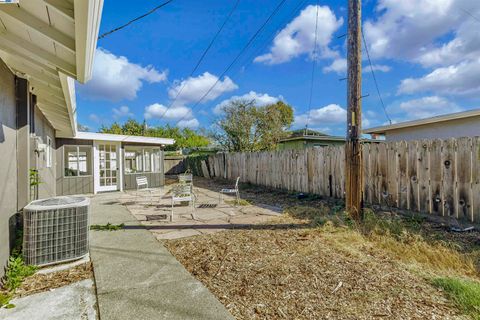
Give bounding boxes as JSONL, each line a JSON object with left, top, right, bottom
{"left": 363, "top": 109, "right": 480, "bottom": 135}
{"left": 0, "top": 0, "right": 103, "bottom": 137}
{"left": 63, "top": 132, "right": 176, "bottom": 146}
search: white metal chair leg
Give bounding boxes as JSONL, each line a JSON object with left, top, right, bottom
{"left": 170, "top": 198, "right": 174, "bottom": 222}
{"left": 191, "top": 197, "right": 196, "bottom": 220}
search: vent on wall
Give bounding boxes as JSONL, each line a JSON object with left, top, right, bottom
{"left": 23, "top": 196, "right": 90, "bottom": 266}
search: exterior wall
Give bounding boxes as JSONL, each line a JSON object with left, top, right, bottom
{"left": 55, "top": 139, "right": 94, "bottom": 195}
{"left": 124, "top": 172, "right": 164, "bottom": 190}
{"left": 385, "top": 116, "right": 480, "bottom": 141}
{"left": 31, "top": 105, "right": 57, "bottom": 199}
{"left": 278, "top": 139, "right": 345, "bottom": 150}
{"left": 123, "top": 145, "right": 165, "bottom": 189}
{"left": 0, "top": 58, "right": 18, "bottom": 277}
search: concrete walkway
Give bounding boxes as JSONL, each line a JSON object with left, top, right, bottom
{"left": 89, "top": 192, "right": 234, "bottom": 320}
{"left": 0, "top": 279, "right": 96, "bottom": 320}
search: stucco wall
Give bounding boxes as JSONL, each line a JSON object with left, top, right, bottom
{"left": 31, "top": 105, "right": 57, "bottom": 199}
{"left": 386, "top": 116, "right": 480, "bottom": 141}
{"left": 0, "top": 58, "right": 18, "bottom": 277}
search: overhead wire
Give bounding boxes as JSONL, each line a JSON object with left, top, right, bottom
{"left": 196, "top": 0, "right": 309, "bottom": 124}
{"left": 361, "top": 30, "right": 392, "bottom": 124}
{"left": 154, "top": 0, "right": 241, "bottom": 122}
{"left": 305, "top": 1, "right": 320, "bottom": 133}
{"left": 173, "top": 0, "right": 288, "bottom": 127}
{"left": 98, "top": 0, "right": 175, "bottom": 40}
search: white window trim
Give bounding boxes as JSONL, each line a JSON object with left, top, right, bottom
{"left": 124, "top": 147, "right": 161, "bottom": 174}
{"left": 46, "top": 136, "right": 52, "bottom": 168}
{"left": 63, "top": 145, "right": 93, "bottom": 178}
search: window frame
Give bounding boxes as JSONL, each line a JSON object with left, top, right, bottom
{"left": 63, "top": 145, "right": 93, "bottom": 178}
{"left": 124, "top": 146, "right": 162, "bottom": 174}
{"left": 46, "top": 136, "right": 52, "bottom": 168}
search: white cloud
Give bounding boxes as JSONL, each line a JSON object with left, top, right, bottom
{"left": 112, "top": 105, "right": 133, "bottom": 120}
{"left": 364, "top": 0, "right": 480, "bottom": 65}
{"left": 144, "top": 103, "right": 192, "bottom": 121}
{"left": 294, "top": 104, "right": 347, "bottom": 127}
{"left": 323, "top": 58, "right": 346, "bottom": 74}
{"left": 168, "top": 72, "right": 238, "bottom": 106}
{"left": 398, "top": 96, "right": 462, "bottom": 119}
{"left": 323, "top": 59, "right": 391, "bottom": 74}
{"left": 366, "top": 64, "right": 391, "bottom": 73}
{"left": 213, "top": 91, "right": 282, "bottom": 114}
{"left": 177, "top": 118, "right": 200, "bottom": 129}
{"left": 254, "top": 5, "right": 343, "bottom": 64}
{"left": 79, "top": 48, "right": 167, "bottom": 101}
{"left": 89, "top": 114, "right": 100, "bottom": 123}
{"left": 398, "top": 58, "right": 480, "bottom": 96}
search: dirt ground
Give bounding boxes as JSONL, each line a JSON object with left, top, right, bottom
{"left": 14, "top": 262, "right": 93, "bottom": 298}
{"left": 164, "top": 177, "right": 479, "bottom": 319}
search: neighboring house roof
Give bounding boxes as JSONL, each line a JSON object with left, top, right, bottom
{"left": 0, "top": 0, "right": 104, "bottom": 137}
{"left": 279, "top": 135, "right": 346, "bottom": 143}
{"left": 363, "top": 109, "right": 480, "bottom": 135}
{"left": 71, "top": 132, "right": 175, "bottom": 145}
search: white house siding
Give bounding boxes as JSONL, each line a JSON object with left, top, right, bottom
{"left": 0, "top": 58, "right": 18, "bottom": 277}
{"left": 385, "top": 116, "right": 480, "bottom": 142}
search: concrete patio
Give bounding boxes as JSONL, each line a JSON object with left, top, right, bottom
{"left": 119, "top": 178, "right": 282, "bottom": 240}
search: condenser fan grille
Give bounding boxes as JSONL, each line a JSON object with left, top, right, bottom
{"left": 23, "top": 196, "right": 90, "bottom": 266}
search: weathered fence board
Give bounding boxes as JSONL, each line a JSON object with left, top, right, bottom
{"left": 197, "top": 137, "right": 480, "bottom": 223}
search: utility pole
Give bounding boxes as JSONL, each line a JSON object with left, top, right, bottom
{"left": 345, "top": 0, "right": 363, "bottom": 221}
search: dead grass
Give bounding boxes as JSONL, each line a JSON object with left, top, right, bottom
{"left": 166, "top": 224, "right": 466, "bottom": 319}
{"left": 164, "top": 178, "right": 480, "bottom": 319}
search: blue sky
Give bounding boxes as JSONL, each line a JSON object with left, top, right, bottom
{"left": 76, "top": 0, "right": 480, "bottom": 136}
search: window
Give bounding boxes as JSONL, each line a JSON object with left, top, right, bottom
{"left": 124, "top": 147, "right": 161, "bottom": 173}
{"left": 46, "top": 136, "right": 52, "bottom": 168}
{"left": 64, "top": 146, "right": 92, "bottom": 177}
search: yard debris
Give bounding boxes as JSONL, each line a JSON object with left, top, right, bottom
{"left": 165, "top": 224, "right": 465, "bottom": 319}
{"left": 14, "top": 262, "right": 92, "bottom": 298}
{"left": 331, "top": 281, "right": 343, "bottom": 294}
{"left": 450, "top": 226, "right": 475, "bottom": 233}
{"left": 162, "top": 177, "right": 480, "bottom": 319}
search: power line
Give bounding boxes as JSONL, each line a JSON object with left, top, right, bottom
{"left": 459, "top": 7, "right": 480, "bottom": 23}
{"left": 174, "top": 0, "right": 288, "bottom": 127}
{"left": 305, "top": 2, "right": 320, "bottom": 131}
{"left": 236, "top": 0, "right": 308, "bottom": 76}
{"left": 361, "top": 31, "right": 392, "bottom": 124}
{"left": 98, "top": 0, "right": 175, "bottom": 40}
{"left": 193, "top": 0, "right": 309, "bottom": 125}
{"left": 156, "top": 0, "right": 241, "bottom": 122}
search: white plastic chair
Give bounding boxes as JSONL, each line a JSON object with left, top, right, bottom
{"left": 136, "top": 176, "right": 154, "bottom": 204}
{"left": 219, "top": 177, "right": 240, "bottom": 206}
{"left": 171, "top": 184, "right": 196, "bottom": 221}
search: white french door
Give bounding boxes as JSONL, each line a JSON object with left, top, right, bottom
{"left": 94, "top": 142, "right": 121, "bottom": 193}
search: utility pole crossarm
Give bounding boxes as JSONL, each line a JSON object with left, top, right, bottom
{"left": 345, "top": 0, "right": 363, "bottom": 221}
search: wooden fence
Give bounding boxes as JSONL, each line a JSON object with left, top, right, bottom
{"left": 201, "top": 137, "right": 480, "bottom": 222}
{"left": 164, "top": 155, "right": 186, "bottom": 175}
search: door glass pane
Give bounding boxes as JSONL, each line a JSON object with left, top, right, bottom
{"left": 99, "top": 144, "right": 117, "bottom": 188}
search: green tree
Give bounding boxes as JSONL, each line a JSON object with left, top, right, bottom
{"left": 257, "top": 101, "right": 294, "bottom": 150}
{"left": 100, "top": 122, "right": 122, "bottom": 134}
{"left": 216, "top": 99, "right": 294, "bottom": 151}
{"left": 99, "top": 120, "right": 210, "bottom": 151}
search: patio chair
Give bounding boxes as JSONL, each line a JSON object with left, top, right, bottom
{"left": 171, "top": 183, "right": 196, "bottom": 221}
{"left": 219, "top": 177, "right": 240, "bottom": 206}
{"left": 135, "top": 176, "right": 154, "bottom": 204}
{"left": 178, "top": 173, "right": 193, "bottom": 184}
{"left": 178, "top": 173, "right": 198, "bottom": 200}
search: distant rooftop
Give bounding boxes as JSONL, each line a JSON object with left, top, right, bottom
{"left": 363, "top": 109, "right": 480, "bottom": 134}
